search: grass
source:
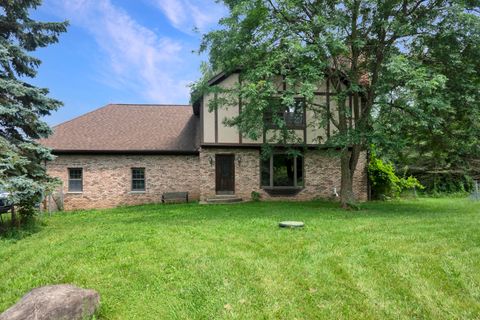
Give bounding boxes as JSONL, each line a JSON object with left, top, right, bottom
{"left": 1, "top": 198, "right": 479, "bottom": 319}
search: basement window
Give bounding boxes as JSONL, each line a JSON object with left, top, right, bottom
{"left": 131, "top": 168, "right": 145, "bottom": 192}
{"left": 68, "top": 168, "right": 83, "bottom": 192}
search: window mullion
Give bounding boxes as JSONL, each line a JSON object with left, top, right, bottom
{"left": 131, "top": 168, "right": 146, "bottom": 191}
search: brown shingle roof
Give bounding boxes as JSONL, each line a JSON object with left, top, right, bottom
{"left": 40, "top": 104, "right": 199, "bottom": 154}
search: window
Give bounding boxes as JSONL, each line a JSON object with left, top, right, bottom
{"left": 264, "top": 98, "right": 305, "bottom": 129}
{"left": 68, "top": 168, "right": 83, "bottom": 192}
{"left": 261, "top": 153, "right": 304, "bottom": 188}
{"left": 131, "top": 168, "right": 145, "bottom": 191}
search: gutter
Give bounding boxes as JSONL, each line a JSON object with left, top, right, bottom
{"left": 52, "top": 149, "right": 200, "bottom": 156}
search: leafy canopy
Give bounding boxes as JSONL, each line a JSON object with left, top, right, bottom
{"left": 373, "top": 6, "right": 480, "bottom": 192}
{"left": 195, "top": 0, "right": 479, "bottom": 204}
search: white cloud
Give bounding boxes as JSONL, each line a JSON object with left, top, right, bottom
{"left": 46, "top": 0, "right": 197, "bottom": 103}
{"left": 152, "top": 0, "right": 226, "bottom": 33}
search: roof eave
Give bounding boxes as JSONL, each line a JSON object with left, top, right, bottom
{"left": 191, "top": 69, "right": 242, "bottom": 107}
{"left": 51, "top": 149, "right": 199, "bottom": 156}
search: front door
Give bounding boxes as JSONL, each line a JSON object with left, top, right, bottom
{"left": 215, "top": 154, "right": 235, "bottom": 194}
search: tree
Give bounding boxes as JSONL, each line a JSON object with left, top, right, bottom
{"left": 197, "top": 0, "right": 478, "bottom": 207}
{"left": 373, "top": 5, "right": 480, "bottom": 192}
{"left": 0, "top": 1, "right": 67, "bottom": 218}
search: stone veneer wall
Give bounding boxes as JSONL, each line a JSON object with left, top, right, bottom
{"left": 47, "top": 154, "right": 200, "bottom": 210}
{"left": 199, "top": 147, "right": 368, "bottom": 202}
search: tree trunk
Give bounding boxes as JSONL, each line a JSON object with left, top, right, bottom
{"left": 11, "top": 206, "right": 17, "bottom": 227}
{"left": 329, "top": 69, "right": 364, "bottom": 208}
{"left": 340, "top": 144, "right": 362, "bottom": 208}
{"left": 340, "top": 150, "right": 355, "bottom": 208}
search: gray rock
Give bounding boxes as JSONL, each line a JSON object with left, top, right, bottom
{"left": 0, "top": 284, "right": 100, "bottom": 320}
{"left": 279, "top": 221, "right": 305, "bottom": 228}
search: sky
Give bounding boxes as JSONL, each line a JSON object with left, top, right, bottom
{"left": 30, "top": 0, "right": 227, "bottom": 125}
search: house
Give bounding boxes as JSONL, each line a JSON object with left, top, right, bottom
{"left": 40, "top": 72, "right": 368, "bottom": 210}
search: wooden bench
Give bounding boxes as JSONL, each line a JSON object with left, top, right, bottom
{"left": 162, "top": 192, "right": 189, "bottom": 204}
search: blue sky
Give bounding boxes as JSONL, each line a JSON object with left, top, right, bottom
{"left": 31, "top": 0, "right": 226, "bottom": 125}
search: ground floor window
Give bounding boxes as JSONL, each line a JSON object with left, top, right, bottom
{"left": 131, "top": 168, "right": 145, "bottom": 191}
{"left": 261, "top": 153, "right": 304, "bottom": 188}
{"left": 68, "top": 168, "right": 83, "bottom": 192}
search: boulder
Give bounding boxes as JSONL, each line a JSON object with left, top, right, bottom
{"left": 0, "top": 284, "right": 100, "bottom": 320}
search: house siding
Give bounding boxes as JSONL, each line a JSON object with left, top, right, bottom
{"left": 202, "top": 73, "right": 348, "bottom": 148}
{"left": 47, "top": 154, "right": 200, "bottom": 210}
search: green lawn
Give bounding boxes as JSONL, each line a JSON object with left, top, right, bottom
{"left": 1, "top": 199, "right": 479, "bottom": 319}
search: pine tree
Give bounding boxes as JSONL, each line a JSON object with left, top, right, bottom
{"left": 0, "top": 0, "right": 67, "bottom": 218}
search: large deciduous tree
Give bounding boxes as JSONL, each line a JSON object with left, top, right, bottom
{"left": 197, "top": 0, "right": 478, "bottom": 207}
{"left": 0, "top": 1, "right": 67, "bottom": 217}
{"left": 373, "top": 6, "right": 480, "bottom": 192}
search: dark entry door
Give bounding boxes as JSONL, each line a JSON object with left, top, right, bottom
{"left": 216, "top": 154, "right": 235, "bottom": 194}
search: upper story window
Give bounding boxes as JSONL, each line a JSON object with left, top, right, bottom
{"left": 68, "top": 168, "right": 83, "bottom": 192}
{"left": 131, "top": 168, "right": 145, "bottom": 192}
{"left": 264, "top": 98, "right": 305, "bottom": 129}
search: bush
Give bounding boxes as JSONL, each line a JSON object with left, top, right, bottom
{"left": 413, "top": 172, "right": 474, "bottom": 195}
{"left": 251, "top": 191, "right": 261, "bottom": 202}
{"left": 369, "top": 151, "right": 424, "bottom": 200}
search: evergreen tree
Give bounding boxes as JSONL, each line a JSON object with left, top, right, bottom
{"left": 0, "top": 0, "right": 67, "bottom": 218}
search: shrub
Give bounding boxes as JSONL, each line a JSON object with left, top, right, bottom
{"left": 415, "top": 172, "right": 474, "bottom": 195}
{"left": 369, "top": 151, "right": 424, "bottom": 200}
{"left": 251, "top": 191, "right": 261, "bottom": 202}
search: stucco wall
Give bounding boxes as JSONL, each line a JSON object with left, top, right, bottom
{"left": 203, "top": 92, "right": 215, "bottom": 143}
{"left": 202, "top": 73, "right": 343, "bottom": 146}
{"left": 47, "top": 154, "right": 200, "bottom": 210}
{"left": 218, "top": 73, "right": 240, "bottom": 143}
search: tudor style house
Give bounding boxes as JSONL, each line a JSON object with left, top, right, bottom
{"left": 40, "top": 72, "right": 368, "bottom": 210}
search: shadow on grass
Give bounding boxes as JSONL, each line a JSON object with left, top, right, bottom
{"left": 359, "top": 198, "right": 472, "bottom": 217}
{"left": 96, "top": 200, "right": 433, "bottom": 227}
{"left": 43, "top": 199, "right": 469, "bottom": 230}
{"left": 0, "top": 216, "right": 44, "bottom": 241}
{"left": 123, "top": 199, "right": 473, "bottom": 226}
{"left": 49, "top": 200, "right": 341, "bottom": 227}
